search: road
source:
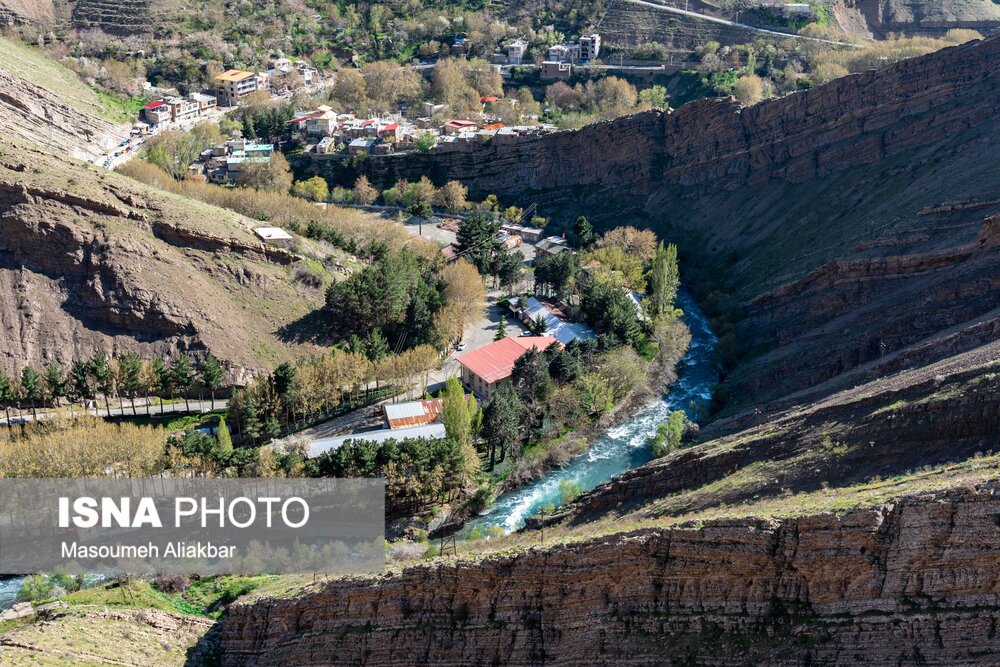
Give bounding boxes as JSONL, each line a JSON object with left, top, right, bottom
{"left": 618, "top": 0, "right": 859, "bottom": 47}
{"left": 0, "top": 399, "right": 227, "bottom": 426}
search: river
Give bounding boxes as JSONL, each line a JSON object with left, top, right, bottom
{"left": 0, "top": 294, "right": 716, "bottom": 610}
{"left": 464, "top": 291, "right": 718, "bottom": 534}
{"left": 0, "top": 576, "right": 23, "bottom": 611}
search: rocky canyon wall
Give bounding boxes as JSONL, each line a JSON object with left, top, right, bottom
{"left": 220, "top": 487, "right": 1000, "bottom": 665}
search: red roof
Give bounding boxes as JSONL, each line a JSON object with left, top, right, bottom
{"left": 457, "top": 336, "right": 560, "bottom": 384}
{"left": 144, "top": 101, "right": 165, "bottom": 109}
{"left": 380, "top": 123, "right": 399, "bottom": 132}
{"left": 289, "top": 116, "right": 310, "bottom": 124}
{"left": 482, "top": 122, "right": 505, "bottom": 131}
{"left": 444, "top": 119, "right": 477, "bottom": 129}
{"left": 480, "top": 95, "right": 499, "bottom": 103}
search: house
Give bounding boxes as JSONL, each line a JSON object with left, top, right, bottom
{"left": 255, "top": 227, "right": 293, "bottom": 247}
{"left": 304, "top": 105, "right": 338, "bottom": 135}
{"left": 348, "top": 138, "right": 375, "bottom": 155}
{"left": 547, "top": 44, "right": 581, "bottom": 64}
{"left": 541, "top": 60, "right": 573, "bottom": 80}
{"left": 316, "top": 137, "right": 338, "bottom": 154}
{"left": 457, "top": 336, "right": 559, "bottom": 400}
{"left": 307, "top": 423, "right": 447, "bottom": 458}
{"left": 579, "top": 34, "right": 601, "bottom": 62}
{"left": 214, "top": 69, "right": 258, "bottom": 106}
{"left": 143, "top": 100, "right": 170, "bottom": 124}
{"left": 188, "top": 92, "right": 217, "bottom": 112}
{"left": 500, "top": 223, "right": 544, "bottom": 243}
{"left": 535, "top": 236, "right": 572, "bottom": 261}
{"left": 505, "top": 39, "right": 529, "bottom": 65}
{"left": 509, "top": 297, "right": 597, "bottom": 346}
{"left": 165, "top": 95, "right": 199, "bottom": 122}
{"left": 383, "top": 399, "right": 444, "bottom": 429}
{"left": 442, "top": 119, "right": 477, "bottom": 135}
{"left": 221, "top": 142, "right": 274, "bottom": 182}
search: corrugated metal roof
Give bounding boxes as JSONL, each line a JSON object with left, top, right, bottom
{"left": 307, "top": 423, "right": 447, "bottom": 458}
{"left": 456, "top": 336, "right": 559, "bottom": 384}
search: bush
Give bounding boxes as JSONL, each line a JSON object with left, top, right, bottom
{"left": 559, "top": 479, "right": 582, "bottom": 505}
{"left": 153, "top": 572, "right": 192, "bottom": 594}
{"left": 648, "top": 410, "right": 688, "bottom": 458}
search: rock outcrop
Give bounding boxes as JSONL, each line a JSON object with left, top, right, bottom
{"left": 0, "top": 36, "right": 129, "bottom": 162}
{"left": 219, "top": 487, "right": 1000, "bottom": 665}
{"left": 0, "top": 139, "right": 324, "bottom": 377}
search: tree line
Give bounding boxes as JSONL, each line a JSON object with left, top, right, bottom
{"left": 0, "top": 352, "right": 225, "bottom": 422}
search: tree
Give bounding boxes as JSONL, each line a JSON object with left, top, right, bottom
{"left": 580, "top": 274, "right": 642, "bottom": 345}
{"left": 153, "top": 358, "right": 173, "bottom": 414}
{"left": 200, "top": 355, "right": 224, "bottom": 409}
{"left": 215, "top": 415, "right": 234, "bottom": 458}
{"left": 330, "top": 68, "right": 368, "bottom": 111}
{"left": 482, "top": 382, "right": 523, "bottom": 468}
{"left": 648, "top": 242, "right": 680, "bottom": 317}
{"left": 648, "top": 410, "right": 687, "bottom": 457}
{"left": 43, "top": 364, "right": 65, "bottom": 411}
{"left": 361, "top": 60, "right": 423, "bottom": 113}
{"left": 733, "top": 74, "right": 765, "bottom": 105}
{"left": 495, "top": 315, "right": 508, "bottom": 341}
{"left": 493, "top": 249, "right": 524, "bottom": 293}
{"left": 534, "top": 251, "right": 579, "bottom": 298}
{"left": 415, "top": 134, "right": 437, "bottom": 152}
{"left": 572, "top": 216, "right": 596, "bottom": 249}
{"left": 89, "top": 352, "right": 114, "bottom": 417}
{"left": 435, "top": 180, "right": 468, "bottom": 212}
{"left": 0, "top": 371, "right": 14, "bottom": 426}
{"left": 118, "top": 352, "right": 143, "bottom": 416}
{"left": 638, "top": 85, "right": 670, "bottom": 110}
{"left": 456, "top": 211, "right": 501, "bottom": 276}
{"left": 442, "top": 376, "right": 480, "bottom": 479}
{"left": 600, "top": 226, "right": 659, "bottom": 262}
{"left": 171, "top": 355, "right": 195, "bottom": 412}
{"left": 20, "top": 367, "right": 42, "bottom": 420}
{"left": 353, "top": 175, "right": 378, "bottom": 205}
{"left": 292, "top": 176, "right": 330, "bottom": 202}
{"left": 234, "top": 152, "right": 293, "bottom": 193}
{"left": 69, "top": 360, "right": 91, "bottom": 404}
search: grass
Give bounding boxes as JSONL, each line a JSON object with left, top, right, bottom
{"left": 112, "top": 411, "right": 226, "bottom": 432}
{"left": 0, "top": 37, "right": 128, "bottom": 123}
{"left": 57, "top": 575, "right": 277, "bottom": 619}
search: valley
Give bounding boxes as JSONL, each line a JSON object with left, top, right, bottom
{"left": 0, "top": 1, "right": 998, "bottom": 665}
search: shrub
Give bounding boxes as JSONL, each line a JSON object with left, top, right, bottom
{"left": 153, "top": 572, "right": 192, "bottom": 594}
{"left": 559, "top": 479, "right": 582, "bottom": 505}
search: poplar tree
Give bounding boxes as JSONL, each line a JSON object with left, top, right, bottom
{"left": 648, "top": 242, "right": 680, "bottom": 317}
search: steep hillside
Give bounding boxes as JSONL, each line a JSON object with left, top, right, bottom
{"left": 0, "top": 138, "right": 329, "bottom": 379}
{"left": 219, "top": 486, "right": 1000, "bottom": 665}
{"left": 832, "top": 0, "right": 1000, "bottom": 36}
{"left": 0, "top": 36, "right": 129, "bottom": 162}
{"left": 0, "top": 0, "right": 53, "bottom": 26}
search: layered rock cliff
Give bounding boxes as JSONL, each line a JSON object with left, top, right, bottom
{"left": 351, "top": 37, "right": 1000, "bottom": 408}
{"left": 0, "top": 139, "right": 324, "bottom": 377}
{"left": 219, "top": 487, "right": 1000, "bottom": 665}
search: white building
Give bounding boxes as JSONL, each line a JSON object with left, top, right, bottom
{"left": 505, "top": 39, "right": 529, "bottom": 65}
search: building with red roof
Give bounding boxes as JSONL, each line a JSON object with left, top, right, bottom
{"left": 457, "top": 336, "right": 560, "bottom": 399}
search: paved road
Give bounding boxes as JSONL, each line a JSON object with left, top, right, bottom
{"left": 0, "top": 399, "right": 227, "bottom": 426}
{"left": 620, "top": 0, "right": 859, "bottom": 47}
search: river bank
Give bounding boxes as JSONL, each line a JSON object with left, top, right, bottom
{"left": 463, "top": 291, "right": 717, "bottom": 534}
